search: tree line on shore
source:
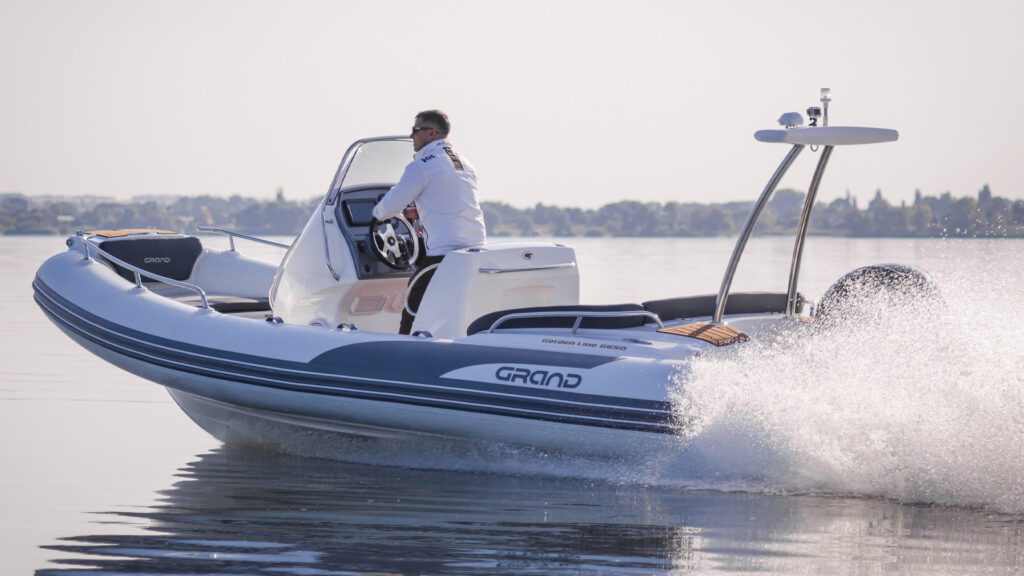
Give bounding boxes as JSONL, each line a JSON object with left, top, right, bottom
{"left": 2, "top": 185, "right": 1023, "bottom": 238}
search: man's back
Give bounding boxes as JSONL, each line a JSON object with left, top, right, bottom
{"left": 412, "top": 140, "right": 486, "bottom": 255}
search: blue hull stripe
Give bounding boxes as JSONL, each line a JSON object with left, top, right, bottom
{"left": 33, "top": 277, "right": 678, "bottom": 434}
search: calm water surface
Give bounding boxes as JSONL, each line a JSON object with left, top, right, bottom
{"left": 4, "top": 235, "right": 1024, "bottom": 574}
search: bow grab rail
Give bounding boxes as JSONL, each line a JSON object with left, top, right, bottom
{"left": 79, "top": 234, "right": 211, "bottom": 309}
{"left": 196, "top": 227, "right": 290, "bottom": 251}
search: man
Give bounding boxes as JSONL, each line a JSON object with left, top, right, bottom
{"left": 372, "top": 110, "right": 486, "bottom": 334}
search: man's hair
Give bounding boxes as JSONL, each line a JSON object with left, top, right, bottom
{"left": 416, "top": 110, "right": 450, "bottom": 136}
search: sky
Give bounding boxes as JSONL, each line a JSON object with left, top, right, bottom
{"left": 2, "top": 0, "right": 1022, "bottom": 209}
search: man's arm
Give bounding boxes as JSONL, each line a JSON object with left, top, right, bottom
{"left": 372, "top": 164, "right": 427, "bottom": 220}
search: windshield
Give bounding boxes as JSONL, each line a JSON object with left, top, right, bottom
{"left": 331, "top": 138, "right": 413, "bottom": 194}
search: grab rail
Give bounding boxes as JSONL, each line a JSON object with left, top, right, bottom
{"left": 80, "top": 234, "right": 210, "bottom": 309}
{"left": 404, "top": 262, "right": 442, "bottom": 317}
{"left": 478, "top": 262, "right": 577, "bottom": 274}
{"left": 195, "top": 226, "right": 290, "bottom": 251}
{"left": 487, "top": 310, "right": 664, "bottom": 334}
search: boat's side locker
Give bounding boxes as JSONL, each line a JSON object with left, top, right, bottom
{"left": 411, "top": 242, "right": 580, "bottom": 338}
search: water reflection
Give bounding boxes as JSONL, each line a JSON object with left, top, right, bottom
{"left": 38, "top": 446, "right": 1024, "bottom": 575}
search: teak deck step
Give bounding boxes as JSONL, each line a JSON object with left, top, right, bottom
{"left": 657, "top": 322, "right": 749, "bottom": 346}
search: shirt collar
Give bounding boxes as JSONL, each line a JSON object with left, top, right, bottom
{"left": 414, "top": 138, "right": 448, "bottom": 160}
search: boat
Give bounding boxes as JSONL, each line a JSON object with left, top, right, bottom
{"left": 33, "top": 90, "right": 935, "bottom": 460}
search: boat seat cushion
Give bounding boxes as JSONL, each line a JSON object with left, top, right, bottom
{"left": 100, "top": 236, "right": 203, "bottom": 282}
{"left": 467, "top": 303, "right": 648, "bottom": 335}
{"left": 642, "top": 291, "right": 803, "bottom": 321}
{"left": 210, "top": 298, "right": 272, "bottom": 314}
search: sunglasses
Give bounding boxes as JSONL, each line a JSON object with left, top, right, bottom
{"left": 411, "top": 126, "right": 436, "bottom": 134}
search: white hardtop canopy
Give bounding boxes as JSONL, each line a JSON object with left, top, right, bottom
{"left": 755, "top": 126, "right": 898, "bottom": 146}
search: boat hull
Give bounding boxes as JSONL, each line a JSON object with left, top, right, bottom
{"left": 34, "top": 250, "right": 687, "bottom": 460}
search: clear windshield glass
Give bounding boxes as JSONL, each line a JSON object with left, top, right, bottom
{"left": 336, "top": 138, "right": 414, "bottom": 190}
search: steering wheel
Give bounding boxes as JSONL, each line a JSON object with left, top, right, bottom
{"left": 367, "top": 214, "right": 420, "bottom": 270}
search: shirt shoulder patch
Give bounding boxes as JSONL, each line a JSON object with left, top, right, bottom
{"left": 444, "top": 146, "right": 465, "bottom": 171}
{"left": 420, "top": 154, "right": 437, "bottom": 163}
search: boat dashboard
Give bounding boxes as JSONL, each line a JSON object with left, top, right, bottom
{"left": 332, "top": 184, "right": 417, "bottom": 280}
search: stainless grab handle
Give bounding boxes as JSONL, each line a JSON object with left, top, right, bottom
{"left": 487, "top": 310, "right": 663, "bottom": 334}
{"left": 478, "top": 263, "right": 577, "bottom": 274}
{"left": 196, "top": 226, "right": 290, "bottom": 250}
{"left": 82, "top": 236, "right": 210, "bottom": 309}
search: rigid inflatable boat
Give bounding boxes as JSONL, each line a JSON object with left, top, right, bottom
{"left": 33, "top": 91, "right": 928, "bottom": 460}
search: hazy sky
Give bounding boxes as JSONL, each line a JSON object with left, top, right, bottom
{"left": 2, "top": 0, "right": 1021, "bottom": 209}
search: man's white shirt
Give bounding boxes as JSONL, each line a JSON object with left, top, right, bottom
{"left": 372, "top": 139, "right": 486, "bottom": 256}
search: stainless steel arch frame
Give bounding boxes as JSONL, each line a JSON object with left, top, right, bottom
{"left": 713, "top": 144, "right": 804, "bottom": 323}
{"left": 713, "top": 143, "right": 837, "bottom": 322}
{"left": 785, "top": 145, "right": 834, "bottom": 315}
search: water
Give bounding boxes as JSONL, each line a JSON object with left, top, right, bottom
{"left": 4, "top": 234, "right": 1024, "bottom": 574}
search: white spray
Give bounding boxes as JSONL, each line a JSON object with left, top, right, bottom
{"left": 669, "top": 260, "right": 1024, "bottom": 514}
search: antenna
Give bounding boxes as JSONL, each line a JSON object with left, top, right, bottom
{"left": 820, "top": 87, "right": 831, "bottom": 126}
{"left": 807, "top": 88, "right": 831, "bottom": 127}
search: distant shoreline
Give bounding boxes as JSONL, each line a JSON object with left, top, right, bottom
{"left": 3, "top": 186, "right": 1023, "bottom": 238}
